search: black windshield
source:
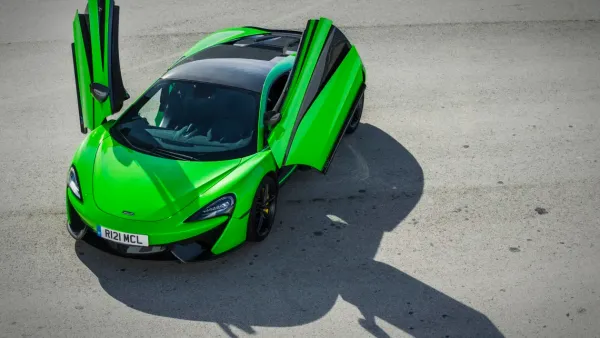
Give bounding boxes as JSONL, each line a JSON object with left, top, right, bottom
{"left": 110, "top": 79, "right": 259, "bottom": 161}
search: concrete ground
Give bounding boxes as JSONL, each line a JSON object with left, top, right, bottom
{"left": 1, "top": 0, "right": 599, "bottom": 337}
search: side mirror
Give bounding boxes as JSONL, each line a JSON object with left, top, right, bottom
{"left": 90, "top": 82, "right": 110, "bottom": 103}
{"left": 264, "top": 110, "right": 282, "bottom": 127}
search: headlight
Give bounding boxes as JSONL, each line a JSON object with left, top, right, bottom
{"left": 185, "top": 194, "right": 235, "bottom": 222}
{"left": 67, "top": 166, "right": 82, "bottom": 201}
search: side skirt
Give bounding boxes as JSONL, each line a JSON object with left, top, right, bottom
{"left": 277, "top": 165, "right": 298, "bottom": 187}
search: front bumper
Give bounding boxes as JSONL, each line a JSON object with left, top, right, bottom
{"left": 66, "top": 191, "right": 248, "bottom": 262}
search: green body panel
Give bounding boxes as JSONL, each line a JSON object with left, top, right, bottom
{"left": 267, "top": 18, "right": 364, "bottom": 172}
{"left": 286, "top": 47, "right": 364, "bottom": 167}
{"left": 72, "top": 15, "right": 94, "bottom": 130}
{"left": 92, "top": 137, "right": 242, "bottom": 222}
{"left": 209, "top": 151, "right": 278, "bottom": 254}
{"left": 69, "top": 123, "right": 278, "bottom": 251}
{"left": 266, "top": 20, "right": 326, "bottom": 166}
{"left": 71, "top": 0, "right": 128, "bottom": 133}
{"left": 70, "top": 186, "right": 229, "bottom": 245}
{"left": 69, "top": 122, "right": 115, "bottom": 203}
{"left": 210, "top": 215, "right": 250, "bottom": 254}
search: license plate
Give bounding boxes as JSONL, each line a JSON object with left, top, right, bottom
{"left": 96, "top": 226, "right": 149, "bottom": 246}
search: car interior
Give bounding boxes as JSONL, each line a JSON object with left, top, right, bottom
{"left": 118, "top": 69, "right": 292, "bottom": 155}
{"left": 157, "top": 81, "right": 258, "bottom": 144}
{"left": 266, "top": 72, "right": 289, "bottom": 112}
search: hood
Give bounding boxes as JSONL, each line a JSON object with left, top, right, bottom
{"left": 92, "top": 137, "right": 241, "bottom": 221}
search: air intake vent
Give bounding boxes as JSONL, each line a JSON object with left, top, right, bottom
{"left": 233, "top": 35, "right": 272, "bottom": 46}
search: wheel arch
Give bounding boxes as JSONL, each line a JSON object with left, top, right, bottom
{"left": 202, "top": 151, "right": 278, "bottom": 220}
{"left": 266, "top": 170, "right": 278, "bottom": 185}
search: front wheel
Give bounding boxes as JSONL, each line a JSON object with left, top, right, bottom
{"left": 246, "top": 175, "right": 278, "bottom": 242}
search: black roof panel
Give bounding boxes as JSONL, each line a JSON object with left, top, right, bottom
{"left": 178, "top": 44, "right": 283, "bottom": 64}
{"left": 161, "top": 58, "right": 274, "bottom": 92}
{"left": 164, "top": 34, "right": 302, "bottom": 92}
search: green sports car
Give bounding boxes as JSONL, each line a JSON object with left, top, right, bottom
{"left": 66, "top": 0, "right": 366, "bottom": 262}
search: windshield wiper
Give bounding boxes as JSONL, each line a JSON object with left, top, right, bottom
{"left": 115, "top": 127, "right": 142, "bottom": 150}
{"left": 152, "top": 147, "right": 200, "bottom": 161}
{"left": 114, "top": 126, "right": 200, "bottom": 161}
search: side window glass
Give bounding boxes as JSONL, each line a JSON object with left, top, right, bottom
{"left": 264, "top": 72, "right": 289, "bottom": 147}
{"left": 267, "top": 73, "right": 289, "bottom": 111}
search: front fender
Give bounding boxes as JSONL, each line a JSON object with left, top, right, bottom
{"left": 68, "top": 121, "right": 113, "bottom": 206}
{"left": 206, "top": 150, "right": 277, "bottom": 219}
{"left": 201, "top": 150, "right": 278, "bottom": 254}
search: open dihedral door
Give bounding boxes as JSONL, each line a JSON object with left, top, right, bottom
{"left": 71, "top": 0, "right": 129, "bottom": 134}
{"left": 267, "top": 17, "right": 366, "bottom": 173}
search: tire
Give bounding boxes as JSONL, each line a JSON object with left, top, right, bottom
{"left": 246, "top": 175, "right": 279, "bottom": 242}
{"left": 345, "top": 92, "right": 364, "bottom": 135}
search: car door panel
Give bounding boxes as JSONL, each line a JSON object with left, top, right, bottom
{"left": 266, "top": 18, "right": 329, "bottom": 163}
{"left": 285, "top": 47, "right": 364, "bottom": 169}
{"left": 72, "top": 0, "right": 128, "bottom": 134}
{"left": 267, "top": 18, "right": 366, "bottom": 172}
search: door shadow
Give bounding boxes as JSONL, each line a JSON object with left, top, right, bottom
{"left": 75, "top": 123, "right": 503, "bottom": 337}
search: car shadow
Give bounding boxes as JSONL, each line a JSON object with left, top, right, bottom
{"left": 75, "top": 123, "right": 503, "bottom": 337}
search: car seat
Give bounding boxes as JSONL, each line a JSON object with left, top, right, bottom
{"left": 159, "top": 85, "right": 188, "bottom": 129}
{"left": 207, "top": 90, "right": 256, "bottom": 143}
